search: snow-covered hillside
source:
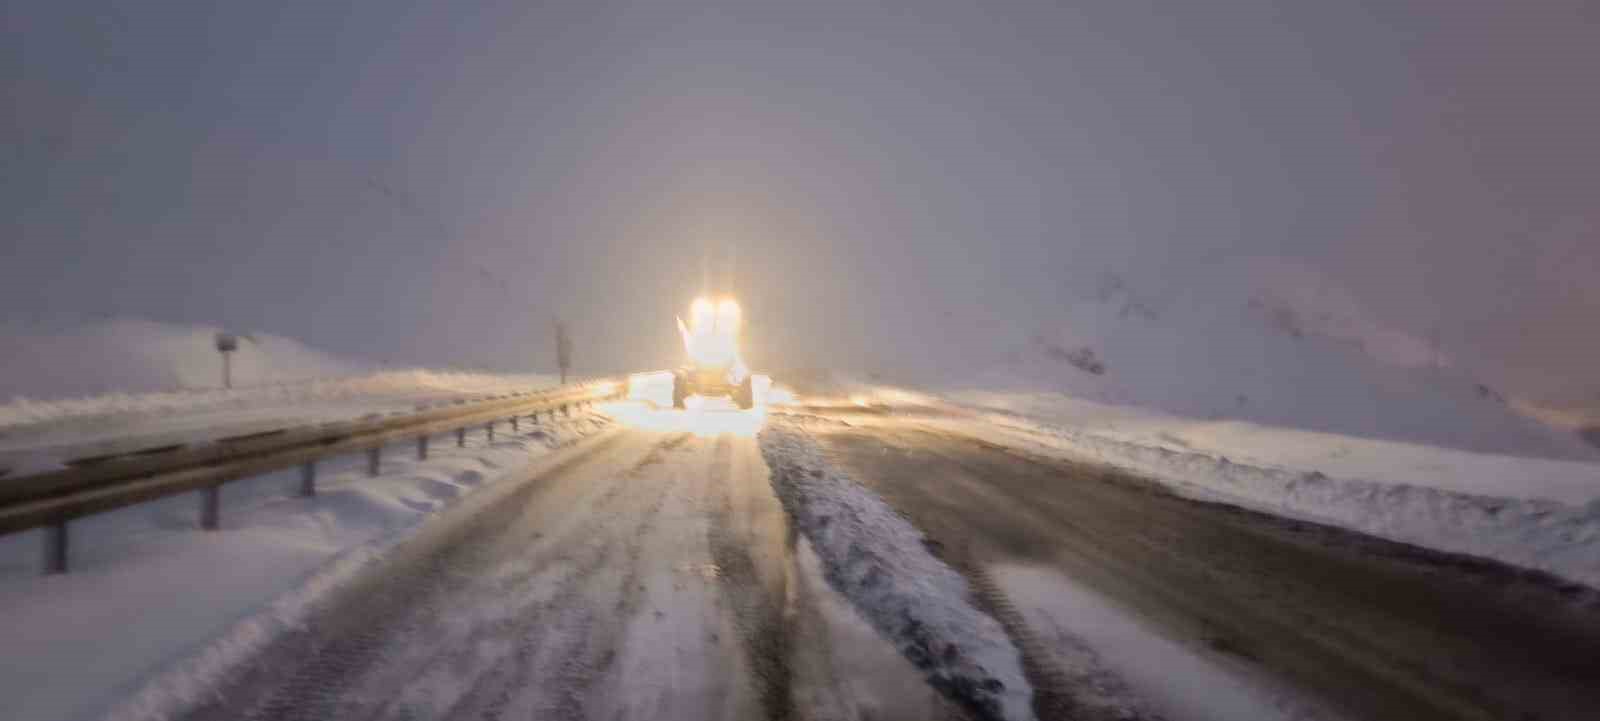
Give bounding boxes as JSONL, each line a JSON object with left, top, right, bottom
{"left": 885, "top": 260, "right": 1600, "bottom": 588}
{"left": 967, "top": 259, "right": 1595, "bottom": 461}
{"left": 0, "top": 317, "right": 363, "bottom": 400}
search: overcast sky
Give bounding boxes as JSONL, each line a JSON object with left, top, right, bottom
{"left": 3, "top": 0, "right": 1597, "bottom": 402}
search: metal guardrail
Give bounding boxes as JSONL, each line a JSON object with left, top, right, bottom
{"left": 0, "top": 378, "right": 627, "bottom": 574}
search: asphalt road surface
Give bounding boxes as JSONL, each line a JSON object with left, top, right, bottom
{"left": 802, "top": 408, "right": 1600, "bottom": 721}
{"left": 177, "top": 401, "right": 1600, "bottom": 721}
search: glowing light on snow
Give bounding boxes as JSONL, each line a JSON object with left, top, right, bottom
{"left": 602, "top": 398, "right": 767, "bottom": 438}
{"left": 766, "top": 385, "right": 797, "bottom": 405}
{"left": 625, "top": 370, "right": 676, "bottom": 406}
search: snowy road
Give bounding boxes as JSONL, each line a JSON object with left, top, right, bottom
{"left": 174, "top": 418, "right": 968, "bottom": 721}
{"left": 795, "top": 408, "right": 1600, "bottom": 721}
{"left": 93, "top": 399, "right": 1599, "bottom": 721}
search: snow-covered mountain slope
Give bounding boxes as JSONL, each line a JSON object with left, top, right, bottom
{"left": 0, "top": 317, "right": 362, "bottom": 400}
{"left": 965, "top": 259, "right": 1595, "bottom": 462}
{"left": 885, "top": 260, "right": 1600, "bottom": 588}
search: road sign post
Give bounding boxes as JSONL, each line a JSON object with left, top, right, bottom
{"left": 215, "top": 333, "right": 239, "bottom": 389}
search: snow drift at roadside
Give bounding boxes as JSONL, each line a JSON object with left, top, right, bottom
{"left": 759, "top": 418, "right": 1035, "bottom": 721}
{"left": 959, "top": 411, "right": 1600, "bottom": 591}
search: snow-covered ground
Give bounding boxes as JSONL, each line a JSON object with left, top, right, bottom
{"left": 844, "top": 262, "right": 1600, "bottom": 590}
{"left": 856, "top": 386, "right": 1600, "bottom": 591}
{"left": 0, "top": 368, "right": 561, "bottom": 474}
{"left": 0, "top": 318, "right": 560, "bottom": 474}
{"left": 962, "top": 260, "right": 1598, "bottom": 462}
{"left": 951, "top": 401, "right": 1600, "bottom": 588}
{"left": 0, "top": 314, "right": 614, "bottom": 721}
{"left": 0, "top": 368, "right": 561, "bottom": 433}
{"left": 951, "top": 392, "right": 1600, "bottom": 508}
{"left": 0, "top": 410, "right": 611, "bottom": 721}
{"left": 0, "top": 317, "right": 363, "bottom": 401}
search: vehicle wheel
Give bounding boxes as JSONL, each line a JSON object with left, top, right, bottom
{"left": 672, "top": 374, "right": 688, "bottom": 409}
{"left": 734, "top": 376, "right": 754, "bottom": 410}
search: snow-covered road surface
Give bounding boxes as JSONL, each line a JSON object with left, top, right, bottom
{"left": 1, "top": 411, "right": 611, "bottom": 721}
{"left": 168, "top": 418, "right": 969, "bottom": 721}
{"left": 14, "top": 396, "right": 1600, "bottom": 721}
{"left": 788, "top": 407, "right": 1600, "bottom": 721}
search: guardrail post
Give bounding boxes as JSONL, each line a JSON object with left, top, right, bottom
{"left": 417, "top": 435, "right": 429, "bottom": 460}
{"left": 299, "top": 461, "right": 316, "bottom": 497}
{"left": 367, "top": 446, "right": 381, "bottom": 476}
{"left": 200, "top": 486, "right": 220, "bottom": 530}
{"left": 457, "top": 427, "right": 466, "bottom": 447}
{"left": 43, "top": 520, "right": 68, "bottom": 574}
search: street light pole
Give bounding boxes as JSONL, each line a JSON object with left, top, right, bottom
{"left": 554, "top": 320, "right": 572, "bottom": 385}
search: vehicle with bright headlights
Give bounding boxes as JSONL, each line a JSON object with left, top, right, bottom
{"left": 673, "top": 296, "right": 754, "bottom": 409}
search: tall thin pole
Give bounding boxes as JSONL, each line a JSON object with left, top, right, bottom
{"left": 554, "top": 320, "right": 572, "bottom": 384}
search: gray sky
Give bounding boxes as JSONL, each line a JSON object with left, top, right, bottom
{"left": 3, "top": 0, "right": 1597, "bottom": 402}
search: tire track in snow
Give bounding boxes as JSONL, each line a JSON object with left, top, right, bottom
{"left": 173, "top": 431, "right": 662, "bottom": 721}
{"left": 399, "top": 434, "right": 685, "bottom": 720}
{"left": 962, "top": 563, "right": 1162, "bottom": 721}
{"left": 705, "top": 434, "right": 794, "bottom": 721}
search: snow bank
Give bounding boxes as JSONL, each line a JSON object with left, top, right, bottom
{"left": 951, "top": 393, "right": 1600, "bottom": 507}
{"left": 759, "top": 419, "right": 1034, "bottom": 721}
{"left": 958, "top": 411, "right": 1600, "bottom": 590}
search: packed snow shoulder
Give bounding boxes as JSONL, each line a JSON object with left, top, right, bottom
{"left": 971, "top": 413, "right": 1600, "bottom": 591}
{"left": 759, "top": 418, "right": 1035, "bottom": 721}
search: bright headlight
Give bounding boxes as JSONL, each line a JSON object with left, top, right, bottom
{"left": 690, "top": 297, "right": 715, "bottom": 333}
{"left": 716, "top": 298, "right": 741, "bottom": 332}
